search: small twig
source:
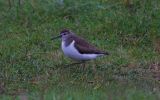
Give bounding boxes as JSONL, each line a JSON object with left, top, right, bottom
{"left": 64, "top": 62, "right": 85, "bottom": 68}
{"left": 48, "top": 62, "right": 86, "bottom": 70}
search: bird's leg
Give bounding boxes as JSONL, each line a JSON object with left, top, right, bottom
{"left": 82, "top": 62, "right": 86, "bottom": 71}
{"left": 64, "top": 61, "right": 84, "bottom": 68}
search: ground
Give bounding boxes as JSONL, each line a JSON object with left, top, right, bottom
{"left": 0, "top": 0, "right": 160, "bottom": 100}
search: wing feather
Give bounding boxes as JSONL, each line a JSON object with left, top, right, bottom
{"left": 71, "top": 35, "right": 109, "bottom": 55}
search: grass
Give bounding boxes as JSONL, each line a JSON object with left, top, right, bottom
{"left": 0, "top": 0, "right": 160, "bottom": 99}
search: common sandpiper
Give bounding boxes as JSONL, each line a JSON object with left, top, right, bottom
{"left": 51, "top": 29, "right": 109, "bottom": 63}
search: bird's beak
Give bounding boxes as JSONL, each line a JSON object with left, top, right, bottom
{"left": 51, "top": 35, "right": 62, "bottom": 40}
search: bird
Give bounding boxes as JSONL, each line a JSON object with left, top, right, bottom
{"left": 51, "top": 29, "right": 109, "bottom": 62}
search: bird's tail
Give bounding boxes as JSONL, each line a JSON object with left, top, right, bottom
{"left": 102, "top": 52, "right": 109, "bottom": 55}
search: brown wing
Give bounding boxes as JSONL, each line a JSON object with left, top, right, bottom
{"left": 71, "top": 35, "right": 109, "bottom": 55}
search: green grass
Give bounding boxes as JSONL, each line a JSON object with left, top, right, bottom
{"left": 0, "top": 0, "right": 160, "bottom": 99}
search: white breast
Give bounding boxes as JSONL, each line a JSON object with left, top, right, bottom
{"left": 61, "top": 40, "right": 102, "bottom": 61}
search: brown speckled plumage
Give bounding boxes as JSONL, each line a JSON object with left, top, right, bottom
{"left": 64, "top": 33, "right": 109, "bottom": 55}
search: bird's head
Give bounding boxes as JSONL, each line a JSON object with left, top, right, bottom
{"left": 51, "top": 29, "right": 72, "bottom": 40}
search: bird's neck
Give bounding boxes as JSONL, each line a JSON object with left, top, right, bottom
{"left": 62, "top": 35, "right": 74, "bottom": 47}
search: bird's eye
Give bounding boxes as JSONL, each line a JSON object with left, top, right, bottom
{"left": 63, "top": 32, "right": 67, "bottom": 35}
